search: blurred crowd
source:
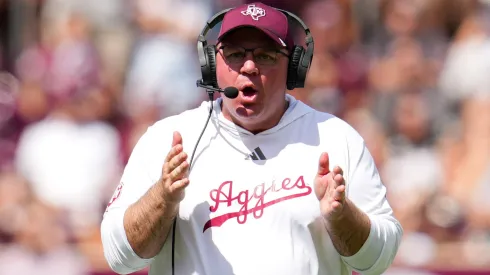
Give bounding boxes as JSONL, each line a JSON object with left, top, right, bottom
{"left": 1, "top": 0, "right": 490, "bottom": 274}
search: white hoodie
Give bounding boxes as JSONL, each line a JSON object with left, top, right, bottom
{"left": 101, "top": 94, "right": 403, "bottom": 275}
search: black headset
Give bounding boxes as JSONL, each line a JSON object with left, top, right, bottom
{"left": 196, "top": 7, "right": 315, "bottom": 91}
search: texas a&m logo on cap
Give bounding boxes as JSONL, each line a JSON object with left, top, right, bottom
{"left": 241, "top": 4, "right": 266, "bottom": 21}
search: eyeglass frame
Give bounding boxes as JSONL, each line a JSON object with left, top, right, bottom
{"left": 217, "top": 44, "right": 290, "bottom": 66}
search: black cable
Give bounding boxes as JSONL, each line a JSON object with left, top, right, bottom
{"left": 172, "top": 91, "right": 215, "bottom": 275}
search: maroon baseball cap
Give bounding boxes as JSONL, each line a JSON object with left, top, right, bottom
{"left": 217, "top": 2, "right": 294, "bottom": 51}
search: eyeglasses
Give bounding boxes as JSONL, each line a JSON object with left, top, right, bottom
{"left": 218, "top": 45, "right": 289, "bottom": 65}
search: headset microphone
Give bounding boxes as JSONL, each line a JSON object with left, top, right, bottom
{"left": 196, "top": 80, "right": 239, "bottom": 99}
{"left": 222, "top": 86, "right": 239, "bottom": 99}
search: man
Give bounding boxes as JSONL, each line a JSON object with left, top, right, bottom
{"left": 101, "top": 2, "right": 403, "bottom": 275}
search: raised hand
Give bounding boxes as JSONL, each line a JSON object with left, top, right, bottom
{"left": 120, "top": 131, "right": 192, "bottom": 258}
{"left": 314, "top": 152, "right": 346, "bottom": 221}
{"left": 160, "top": 131, "right": 190, "bottom": 206}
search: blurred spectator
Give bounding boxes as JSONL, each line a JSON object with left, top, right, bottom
{"left": 123, "top": 0, "right": 213, "bottom": 120}
{"left": 0, "top": 72, "right": 20, "bottom": 171}
{"left": 0, "top": 187, "right": 90, "bottom": 275}
{"left": 11, "top": 8, "right": 122, "bottom": 269}
{"left": 40, "top": 0, "right": 134, "bottom": 90}
{"left": 343, "top": 108, "right": 389, "bottom": 170}
{"left": 439, "top": 2, "right": 490, "bottom": 104}
{"left": 13, "top": 82, "right": 122, "bottom": 231}
{"left": 0, "top": 171, "right": 32, "bottom": 244}
{"left": 12, "top": 84, "right": 121, "bottom": 270}
{"left": 297, "top": 0, "right": 369, "bottom": 118}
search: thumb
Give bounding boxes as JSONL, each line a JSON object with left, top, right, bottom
{"left": 317, "top": 152, "right": 330, "bottom": 176}
{"left": 172, "top": 131, "right": 183, "bottom": 147}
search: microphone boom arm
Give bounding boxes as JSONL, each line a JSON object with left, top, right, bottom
{"left": 196, "top": 79, "right": 239, "bottom": 99}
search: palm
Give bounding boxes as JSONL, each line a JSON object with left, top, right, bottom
{"left": 314, "top": 153, "right": 346, "bottom": 220}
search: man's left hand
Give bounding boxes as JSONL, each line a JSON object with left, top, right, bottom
{"left": 314, "top": 152, "right": 346, "bottom": 221}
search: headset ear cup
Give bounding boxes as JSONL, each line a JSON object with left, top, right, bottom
{"left": 287, "top": 46, "right": 304, "bottom": 90}
{"left": 205, "top": 45, "right": 218, "bottom": 88}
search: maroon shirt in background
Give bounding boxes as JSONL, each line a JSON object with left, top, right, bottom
{"left": 0, "top": 113, "right": 29, "bottom": 172}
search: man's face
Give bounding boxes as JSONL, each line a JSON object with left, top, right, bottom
{"left": 216, "top": 27, "right": 289, "bottom": 133}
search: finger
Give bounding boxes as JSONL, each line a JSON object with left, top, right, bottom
{"left": 168, "top": 151, "right": 188, "bottom": 174}
{"left": 169, "top": 178, "right": 190, "bottom": 194}
{"left": 333, "top": 174, "right": 344, "bottom": 186}
{"left": 172, "top": 131, "right": 183, "bottom": 147}
{"left": 332, "top": 185, "right": 346, "bottom": 201}
{"left": 317, "top": 152, "right": 330, "bottom": 176}
{"left": 170, "top": 160, "right": 189, "bottom": 181}
{"left": 164, "top": 145, "right": 183, "bottom": 163}
{"left": 163, "top": 145, "right": 183, "bottom": 174}
{"left": 324, "top": 173, "right": 341, "bottom": 193}
{"left": 332, "top": 166, "right": 343, "bottom": 176}
{"left": 168, "top": 178, "right": 190, "bottom": 201}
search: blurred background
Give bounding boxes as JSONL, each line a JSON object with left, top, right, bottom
{"left": 0, "top": 0, "right": 490, "bottom": 274}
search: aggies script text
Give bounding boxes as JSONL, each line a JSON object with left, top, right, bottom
{"left": 203, "top": 176, "right": 312, "bottom": 232}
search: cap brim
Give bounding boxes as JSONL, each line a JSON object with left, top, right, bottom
{"left": 218, "top": 25, "right": 288, "bottom": 49}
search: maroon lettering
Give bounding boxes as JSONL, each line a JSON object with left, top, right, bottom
{"left": 105, "top": 182, "right": 124, "bottom": 212}
{"left": 209, "top": 181, "right": 234, "bottom": 212}
{"left": 282, "top": 177, "right": 296, "bottom": 190}
{"left": 203, "top": 176, "right": 312, "bottom": 232}
{"left": 269, "top": 179, "right": 280, "bottom": 192}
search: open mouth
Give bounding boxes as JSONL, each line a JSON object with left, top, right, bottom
{"left": 242, "top": 86, "right": 258, "bottom": 97}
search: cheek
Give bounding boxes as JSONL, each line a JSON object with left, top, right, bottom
{"left": 261, "top": 64, "right": 288, "bottom": 92}
{"left": 216, "top": 56, "right": 237, "bottom": 87}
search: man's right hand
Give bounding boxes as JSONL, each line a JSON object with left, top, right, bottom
{"left": 118, "top": 131, "right": 192, "bottom": 260}
{"left": 160, "top": 131, "right": 190, "bottom": 210}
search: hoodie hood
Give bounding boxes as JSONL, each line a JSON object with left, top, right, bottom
{"left": 205, "top": 94, "right": 314, "bottom": 139}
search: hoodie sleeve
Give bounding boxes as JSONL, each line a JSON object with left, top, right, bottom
{"left": 100, "top": 125, "right": 163, "bottom": 274}
{"left": 340, "top": 122, "right": 403, "bottom": 275}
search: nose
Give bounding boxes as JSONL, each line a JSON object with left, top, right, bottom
{"left": 239, "top": 53, "right": 259, "bottom": 76}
